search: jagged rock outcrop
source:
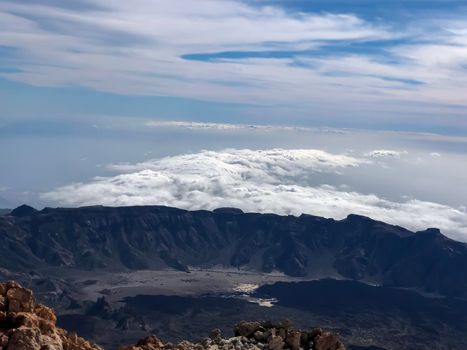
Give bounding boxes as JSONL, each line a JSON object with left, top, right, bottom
{"left": 0, "top": 281, "right": 101, "bottom": 350}
{"left": 120, "top": 320, "right": 345, "bottom": 350}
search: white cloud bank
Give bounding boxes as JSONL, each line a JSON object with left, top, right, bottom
{"left": 365, "top": 150, "right": 408, "bottom": 158}
{"left": 42, "top": 149, "right": 467, "bottom": 241}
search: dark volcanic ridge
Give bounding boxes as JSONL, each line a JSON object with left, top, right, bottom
{"left": 1, "top": 204, "right": 466, "bottom": 298}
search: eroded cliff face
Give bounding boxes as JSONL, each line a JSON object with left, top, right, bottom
{"left": 2, "top": 205, "right": 466, "bottom": 299}
{"left": 0, "top": 281, "right": 101, "bottom": 350}
{"left": 0, "top": 281, "right": 345, "bottom": 350}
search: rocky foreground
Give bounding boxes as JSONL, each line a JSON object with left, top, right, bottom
{"left": 121, "top": 321, "right": 345, "bottom": 350}
{"left": 0, "top": 281, "right": 101, "bottom": 350}
{"left": 0, "top": 281, "right": 345, "bottom": 350}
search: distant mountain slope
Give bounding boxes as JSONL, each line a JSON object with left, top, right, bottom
{"left": 1, "top": 205, "right": 467, "bottom": 298}
{"left": 0, "top": 209, "right": 11, "bottom": 216}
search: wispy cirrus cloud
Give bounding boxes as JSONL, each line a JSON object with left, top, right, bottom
{"left": 42, "top": 148, "right": 467, "bottom": 241}
{"left": 145, "top": 120, "right": 347, "bottom": 133}
{"left": 146, "top": 121, "right": 252, "bottom": 131}
{"left": 0, "top": 0, "right": 466, "bottom": 128}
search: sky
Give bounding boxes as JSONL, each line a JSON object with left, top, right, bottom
{"left": 1, "top": 1, "right": 467, "bottom": 240}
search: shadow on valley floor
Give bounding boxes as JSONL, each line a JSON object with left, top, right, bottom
{"left": 57, "top": 279, "right": 467, "bottom": 350}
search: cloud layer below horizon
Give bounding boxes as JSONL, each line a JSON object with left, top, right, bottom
{"left": 42, "top": 148, "right": 467, "bottom": 241}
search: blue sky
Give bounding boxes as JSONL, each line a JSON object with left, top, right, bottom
{"left": 1, "top": 0, "right": 467, "bottom": 239}
{"left": 1, "top": 0, "right": 466, "bottom": 133}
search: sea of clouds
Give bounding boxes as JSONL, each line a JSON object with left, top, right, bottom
{"left": 42, "top": 148, "right": 467, "bottom": 241}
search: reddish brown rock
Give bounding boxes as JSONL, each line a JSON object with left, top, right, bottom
{"left": 35, "top": 304, "right": 57, "bottom": 323}
{"left": 0, "top": 333, "right": 9, "bottom": 348}
{"left": 234, "top": 321, "right": 262, "bottom": 337}
{"left": 7, "top": 326, "right": 42, "bottom": 350}
{"left": 285, "top": 331, "right": 301, "bottom": 350}
{"left": 119, "top": 335, "right": 165, "bottom": 350}
{"left": 174, "top": 340, "right": 195, "bottom": 350}
{"left": 314, "top": 331, "right": 345, "bottom": 350}
{"left": 11, "top": 312, "right": 40, "bottom": 328}
{"left": 268, "top": 334, "right": 285, "bottom": 350}
{"left": 6, "top": 285, "right": 34, "bottom": 312}
{"left": 60, "top": 329, "right": 102, "bottom": 350}
{"left": 0, "top": 295, "right": 5, "bottom": 311}
{"left": 0, "top": 281, "right": 102, "bottom": 350}
{"left": 279, "top": 320, "right": 293, "bottom": 330}
{"left": 308, "top": 328, "right": 323, "bottom": 340}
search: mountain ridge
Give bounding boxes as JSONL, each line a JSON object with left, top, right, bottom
{"left": 1, "top": 204, "right": 466, "bottom": 298}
